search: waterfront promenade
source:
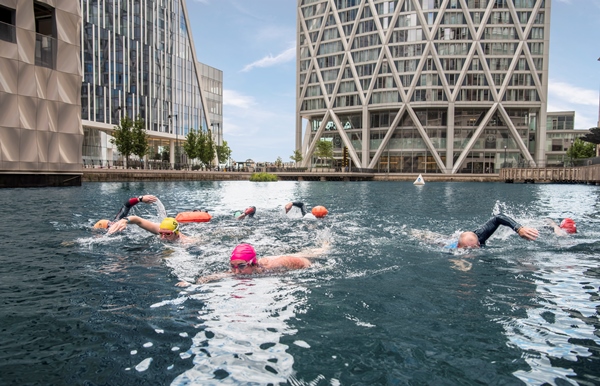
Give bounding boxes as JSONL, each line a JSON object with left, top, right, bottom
{"left": 81, "top": 168, "right": 501, "bottom": 183}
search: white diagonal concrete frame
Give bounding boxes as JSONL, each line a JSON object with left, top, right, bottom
{"left": 297, "top": 0, "right": 549, "bottom": 173}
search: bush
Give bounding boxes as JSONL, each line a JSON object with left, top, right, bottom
{"left": 249, "top": 172, "right": 278, "bottom": 182}
{"left": 191, "top": 165, "right": 201, "bottom": 171}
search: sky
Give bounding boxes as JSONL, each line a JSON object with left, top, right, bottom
{"left": 186, "top": 0, "right": 600, "bottom": 163}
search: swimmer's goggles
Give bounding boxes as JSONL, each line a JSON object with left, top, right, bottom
{"left": 159, "top": 223, "right": 179, "bottom": 237}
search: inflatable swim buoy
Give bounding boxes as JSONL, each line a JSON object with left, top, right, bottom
{"left": 311, "top": 206, "right": 328, "bottom": 218}
{"left": 175, "top": 211, "right": 212, "bottom": 223}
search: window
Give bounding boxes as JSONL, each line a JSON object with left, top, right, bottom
{"left": 34, "top": 2, "right": 56, "bottom": 69}
{"left": 0, "top": 5, "right": 16, "bottom": 43}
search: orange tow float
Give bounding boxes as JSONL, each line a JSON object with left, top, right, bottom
{"left": 175, "top": 210, "right": 212, "bottom": 223}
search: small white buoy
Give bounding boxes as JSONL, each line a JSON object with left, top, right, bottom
{"left": 413, "top": 174, "right": 425, "bottom": 185}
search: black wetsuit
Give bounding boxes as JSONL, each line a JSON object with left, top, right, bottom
{"left": 291, "top": 202, "right": 307, "bottom": 217}
{"left": 473, "top": 214, "right": 522, "bottom": 246}
{"left": 112, "top": 197, "right": 143, "bottom": 221}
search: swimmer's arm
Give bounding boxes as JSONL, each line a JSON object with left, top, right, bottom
{"left": 113, "top": 195, "right": 158, "bottom": 221}
{"left": 108, "top": 215, "right": 160, "bottom": 234}
{"left": 545, "top": 219, "right": 567, "bottom": 237}
{"left": 289, "top": 240, "right": 331, "bottom": 259}
{"left": 175, "top": 272, "right": 232, "bottom": 287}
{"left": 516, "top": 226, "right": 539, "bottom": 241}
{"left": 260, "top": 256, "right": 311, "bottom": 270}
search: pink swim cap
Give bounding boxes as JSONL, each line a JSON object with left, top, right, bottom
{"left": 231, "top": 244, "right": 257, "bottom": 264}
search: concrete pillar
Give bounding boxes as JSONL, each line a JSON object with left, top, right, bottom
{"left": 170, "top": 139, "right": 175, "bottom": 166}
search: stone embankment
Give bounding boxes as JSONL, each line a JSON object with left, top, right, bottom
{"left": 83, "top": 169, "right": 250, "bottom": 182}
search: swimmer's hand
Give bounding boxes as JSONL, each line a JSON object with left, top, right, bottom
{"left": 175, "top": 281, "right": 191, "bottom": 287}
{"left": 142, "top": 195, "right": 158, "bottom": 204}
{"left": 107, "top": 218, "right": 128, "bottom": 234}
{"left": 517, "top": 226, "right": 539, "bottom": 241}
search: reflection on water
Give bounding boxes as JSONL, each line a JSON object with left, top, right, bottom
{"left": 1, "top": 182, "right": 599, "bottom": 385}
{"left": 163, "top": 278, "right": 307, "bottom": 385}
{"left": 496, "top": 251, "right": 600, "bottom": 385}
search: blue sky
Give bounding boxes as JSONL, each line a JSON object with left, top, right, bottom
{"left": 186, "top": 0, "right": 600, "bottom": 163}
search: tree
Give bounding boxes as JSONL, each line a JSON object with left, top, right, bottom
{"left": 216, "top": 140, "right": 232, "bottom": 165}
{"left": 275, "top": 156, "right": 283, "bottom": 167}
{"left": 314, "top": 140, "right": 333, "bottom": 167}
{"left": 198, "top": 130, "right": 216, "bottom": 167}
{"left": 131, "top": 116, "right": 149, "bottom": 163}
{"left": 580, "top": 127, "right": 600, "bottom": 145}
{"left": 110, "top": 115, "right": 148, "bottom": 168}
{"left": 566, "top": 138, "right": 596, "bottom": 160}
{"left": 183, "top": 129, "right": 201, "bottom": 162}
{"left": 290, "top": 149, "right": 303, "bottom": 166}
{"left": 110, "top": 116, "right": 135, "bottom": 167}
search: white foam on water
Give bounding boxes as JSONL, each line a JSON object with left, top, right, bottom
{"left": 135, "top": 357, "right": 153, "bottom": 372}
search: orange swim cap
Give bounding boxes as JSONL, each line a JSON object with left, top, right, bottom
{"left": 559, "top": 218, "right": 577, "bottom": 234}
{"left": 311, "top": 206, "right": 328, "bottom": 218}
{"left": 93, "top": 219, "right": 110, "bottom": 229}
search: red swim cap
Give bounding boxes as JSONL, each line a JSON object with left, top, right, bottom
{"left": 559, "top": 218, "right": 577, "bottom": 234}
{"left": 231, "top": 244, "right": 257, "bottom": 264}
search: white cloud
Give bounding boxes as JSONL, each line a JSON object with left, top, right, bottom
{"left": 223, "top": 89, "right": 256, "bottom": 109}
{"left": 548, "top": 80, "right": 599, "bottom": 129}
{"left": 241, "top": 46, "right": 296, "bottom": 72}
{"left": 192, "top": 0, "right": 210, "bottom": 4}
{"left": 548, "top": 80, "right": 598, "bottom": 106}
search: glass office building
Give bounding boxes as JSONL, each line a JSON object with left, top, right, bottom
{"left": 81, "top": 0, "right": 211, "bottom": 166}
{"left": 296, "top": 0, "right": 551, "bottom": 174}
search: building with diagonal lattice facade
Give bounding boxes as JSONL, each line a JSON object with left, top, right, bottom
{"left": 296, "top": 0, "right": 550, "bottom": 174}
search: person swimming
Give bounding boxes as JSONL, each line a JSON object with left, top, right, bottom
{"left": 445, "top": 213, "right": 539, "bottom": 249}
{"left": 176, "top": 241, "right": 330, "bottom": 286}
{"left": 545, "top": 217, "right": 577, "bottom": 236}
{"left": 234, "top": 206, "right": 256, "bottom": 220}
{"left": 93, "top": 195, "right": 158, "bottom": 229}
{"left": 108, "top": 216, "right": 188, "bottom": 242}
{"left": 285, "top": 202, "right": 307, "bottom": 217}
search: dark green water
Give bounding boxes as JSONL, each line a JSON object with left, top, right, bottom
{"left": 0, "top": 181, "right": 599, "bottom": 385}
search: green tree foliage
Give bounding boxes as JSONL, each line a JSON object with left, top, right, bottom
{"left": 198, "top": 130, "right": 216, "bottom": 167}
{"left": 131, "top": 116, "right": 149, "bottom": 160}
{"left": 314, "top": 140, "right": 333, "bottom": 166}
{"left": 183, "top": 129, "right": 201, "bottom": 161}
{"left": 290, "top": 149, "right": 303, "bottom": 166}
{"left": 111, "top": 115, "right": 150, "bottom": 166}
{"left": 250, "top": 172, "right": 278, "bottom": 182}
{"left": 275, "top": 156, "right": 283, "bottom": 167}
{"left": 216, "top": 140, "right": 232, "bottom": 164}
{"left": 110, "top": 116, "right": 134, "bottom": 164}
{"left": 567, "top": 138, "right": 596, "bottom": 159}
{"left": 580, "top": 127, "right": 600, "bottom": 145}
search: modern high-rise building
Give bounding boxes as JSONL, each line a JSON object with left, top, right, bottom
{"left": 296, "top": 0, "right": 551, "bottom": 174}
{"left": 0, "top": 1, "right": 82, "bottom": 186}
{"left": 199, "top": 62, "right": 223, "bottom": 147}
{"left": 81, "top": 0, "right": 213, "bottom": 167}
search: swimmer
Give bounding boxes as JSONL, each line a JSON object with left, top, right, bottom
{"left": 545, "top": 218, "right": 576, "bottom": 236}
{"left": 108, "top": 216, "right": 188, "bottom": 242}
{"left": 93, "top": 195, "right": 158, "bottom": 229}
{"left": 285, "top": 201, "right": 308, "bottom": 217}
{"left": 176, "top": 241, "right": 330, "bottom": 286}
{"left": 234, "top": 206, "right": 256, "bottom": 220}
{"left": 449, "top": 213, "right": 538, "bottom": 249}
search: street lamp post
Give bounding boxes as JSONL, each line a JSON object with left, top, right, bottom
{"left": 570, "top": 139, "right": 574, "bottom": 167}
{"left": 169, "top": 114, "right": 178, "bottom": 168}
{"left": 503, "top": 145, "right": 507, "bottom": 168}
